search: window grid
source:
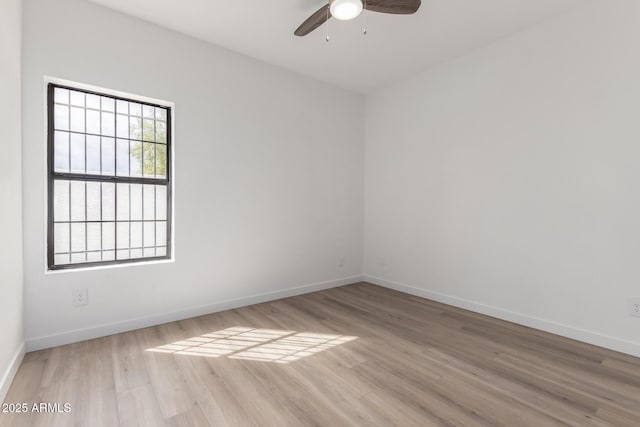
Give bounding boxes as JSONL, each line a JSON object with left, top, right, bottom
{"left": 48, "top": 83, "right": 172, "bottom": 270}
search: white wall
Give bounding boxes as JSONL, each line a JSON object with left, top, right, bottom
{"left": 0, "top": 0, "right": 25, "bottom": 401}
{"left": 22, "top": 0, "right": 364, "bottom": 350}
{"left": 364, "top": 0, "right": 640, "bottom": 356}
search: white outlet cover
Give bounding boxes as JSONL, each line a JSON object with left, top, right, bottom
{"left": 73, "top": 288, "right": 88, "bottom": 307}
{"left": 628, "top": 298, "right": 640, "bottom": 318}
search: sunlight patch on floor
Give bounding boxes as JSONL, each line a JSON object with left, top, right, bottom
{"left": 145, "top": 326, "right": 357, "bottom": 363}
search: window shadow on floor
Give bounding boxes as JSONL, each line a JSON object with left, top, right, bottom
{"left": 145, "top": 326, "right": 358, "bottom": 363}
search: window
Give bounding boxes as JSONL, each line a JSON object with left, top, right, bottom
{"left": 47, "top": 83, "right": 172, "bottom": 270}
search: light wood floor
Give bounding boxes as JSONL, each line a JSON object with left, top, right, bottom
{"left": 2, "top": 282, "right": 640, "bottom": 426}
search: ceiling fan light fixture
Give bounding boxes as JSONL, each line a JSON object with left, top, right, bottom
{"left": 330, "top": 0, "right": 363, "bottom": 21}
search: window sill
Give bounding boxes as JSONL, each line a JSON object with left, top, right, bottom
{"left": 44, "top": 257, "right": 174, "bottom": 275}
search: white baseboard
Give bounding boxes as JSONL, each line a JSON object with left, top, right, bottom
{"left": 0, "top": 342, "right": 25, "bottom": 404}
{"left": 364, "top": 275, "right": 640, "bottom": 358}
{"left": 26, "top": 275, "right": 363, "bottom": 352}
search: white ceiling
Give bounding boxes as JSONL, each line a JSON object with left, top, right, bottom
{"left": 88, "top": 0, "right": 581, "bottom": 93}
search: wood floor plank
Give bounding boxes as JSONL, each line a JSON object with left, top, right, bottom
{"left": 110, "top": 330, "right": 152, "bottom": 394}
{"left": 241, "top": 359, "right": 353, "bottom": 426}
{"left": 2, "top": 282, "right": 639, "bottom": 427}
{"left": 166, "top": 406, "right": 211, "bottom": 427}
{"left": 171, "top": 352, "right": 257, "bottom": 427}
{"left": 73, "top": 337, "right": 120, "bottom": 427}
{"left": 116, "top": 384, "right": 166, "bottom": 427}
{"left": 137, "top": 327, "right": 198, "bottom": 420}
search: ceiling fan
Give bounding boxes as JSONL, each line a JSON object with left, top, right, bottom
{"left": 294, "top": 0, "right": 421, "bottom": 37}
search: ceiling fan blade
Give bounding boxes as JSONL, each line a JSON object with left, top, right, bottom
{"left": 366, "top": 0, "right": 421, "bottom": 14}
{"left": 295, "top": 4, "right": 331, "bottom": 36}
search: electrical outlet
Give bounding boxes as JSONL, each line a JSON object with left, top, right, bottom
{"left": 338, "top": 257, "right": 344, "bottom": 267}
{"left": 72, "top": 288, "right": 88, "bottom": 307}
{"left": 629, "top": 298, "right": 640, "bottom": 318}
{"left": 379, "top": 257, "right": 386, "bottom": 267}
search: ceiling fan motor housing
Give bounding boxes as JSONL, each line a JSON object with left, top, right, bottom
{"left": 330, "top": 0, "right": 364, "bottom": 21}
